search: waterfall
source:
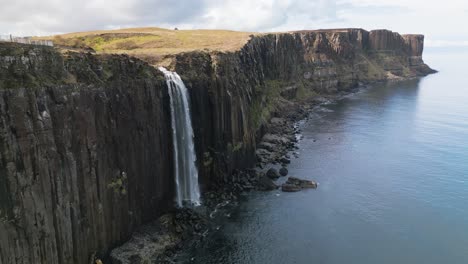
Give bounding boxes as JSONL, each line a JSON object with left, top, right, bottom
{"left": 159, "top": 67, "right": 201, "bottom": 207}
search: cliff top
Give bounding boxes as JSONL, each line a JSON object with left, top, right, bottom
{"left": 35, "top": 27, "right": 258, "bottom": 64}
{"left": 33, "top": 27, "right": 425, "bottom": 66}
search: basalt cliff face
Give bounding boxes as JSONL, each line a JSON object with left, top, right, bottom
{"left": 0, "top": 45, "right": 175, "bottom": 264}
{"left": 176, "top": 29, "right": 433, "bottom": 184}
{"left": 0, "top": 29, "right": 434, "bottom": 264}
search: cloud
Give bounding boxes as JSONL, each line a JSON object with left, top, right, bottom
{"left": 1, "top": 0, "right": 468, "bottom": 47}
{"left": 129, "top": 0, "right": 208, "bottom": 24}
{"left": 0, "top": 0, "right": 209, "bottom": 35}
{"left": 425, "top": 39, "right": 468, "bottom": 48}
{"left": 0, "top": 0, "right": 340, "bottom": 35}
{"left": 197, "top": 0, "right": 339, "bottom": 32}
{"left": 337, "top": 2, "right": 410, "bottom": 15}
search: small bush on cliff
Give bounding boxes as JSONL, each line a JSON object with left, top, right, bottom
{"left": 107, "top": 171, "right": 128, "bottom": 196}
{"left": 203, "top": 152, "right": 213, "bottom": 167}
{"left": 232, "top": 142, "right": 243, "bottom": 152}
{"left": 226, "top": 142, "right": 244, "bottom": 159}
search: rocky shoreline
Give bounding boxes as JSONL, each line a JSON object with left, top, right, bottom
{"left": 104, "top": 77, "right": 431, "bottom": 264}
{"left": 106, "top": 85, "right": 364, "bottom": 264}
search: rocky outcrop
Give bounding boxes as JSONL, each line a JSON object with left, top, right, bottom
{"left": 0, "top": 28, "right": 434, "bottom": 264}
{"left": 284, "top": 177, "right": 318, "bottom": 189}
{"left": 109, "top": 209, "right": 208, "bottom": 264}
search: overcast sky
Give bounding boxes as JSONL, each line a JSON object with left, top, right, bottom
{"left": 0, "top": 0, "right": 466, "bottom": 47}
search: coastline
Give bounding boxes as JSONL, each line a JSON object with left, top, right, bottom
{"left": 0, "top": 28, "right": 436, "bottom": 264}
{"left": 108, "top": 75, "right": 431, "bottom": 264}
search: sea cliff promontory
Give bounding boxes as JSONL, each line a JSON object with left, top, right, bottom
{"left": 0, "top": 28, "right": 434, "bottom": 264}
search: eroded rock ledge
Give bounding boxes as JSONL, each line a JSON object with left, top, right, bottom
{"left": 0, "top": 28, "right": 434, "bottom": 264}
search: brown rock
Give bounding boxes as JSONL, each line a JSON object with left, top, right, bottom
{"left": 281, "top": 184, "right": 301, "bottom": 192}
{"left": 266, "top": 168, "right": 280, "bottom": 179}
{"left": 286, "top": 177, "right": 318, "bottom": 189}
{"left": 257, "top": 174, "right": 279, "bottom": 191}
{"left": 279, "top": 167, "right": 288, "bottom": 176}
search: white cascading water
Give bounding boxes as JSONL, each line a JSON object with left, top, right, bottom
{"left": 159, "top": 67, "right": 201, "bottom": 207}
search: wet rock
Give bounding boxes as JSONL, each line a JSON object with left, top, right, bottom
{"left": 280, "top": 157, "right": 291, "bottom": 164}
{"left": 266, "top": 168, "right": 280, "bottom": 179}
{"left": 110, "top": 207, "right": 210, "bottom": 264}
{"left": 270, "top": 117, "right": 286, "bottom": 124}
{"left": 279, "top": 167, "right": 288, "bottom": 176}
{"left": 256, "top": 148, "right": 274, "bottom": 163}
{"left": 286, "top": 177, "right": 318, "bottom": 189}
{"left": 281, "top": 184, "right": 301, "bottom": 192}
{"left": 262, "top": 133, "right": 289, "bottom": 145}
{"left": 259, "top": 142, "right": 276, "bottom": 152}
{"left": 257, "top": 174, "right": 279, "bottom": 191}
{"left": 110, "top": 220, "right": 176, "bottom": 264}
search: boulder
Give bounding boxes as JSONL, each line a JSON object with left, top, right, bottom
{"left": 279, "top": 167, "right": 288, "bottom": 176}
{"left": 259, "top": 142, "right": 276, "bottom": 152}
{"left": 257, "top": 174, "right": 279, "bottom": 191}
{"left": 300, "top": 181, "right": 318, "bottom": 189}
{"left": 256, "top": 148, "right": 272, "bottom": 157}
{"left": 270, "top": 117, "right": 286, "bottom": 124}
{"left": 262, "top": 133, "right": 289, "bottom": 145}
{"left": 286, "top": 177, "right": 318, "bottom": 189}
{"left": 266, "top": 168, "right": 280, "bottom": 179}
{"left": 281, "top": 184, "right": 301, "bottom": 192}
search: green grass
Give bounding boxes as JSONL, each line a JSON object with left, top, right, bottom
{"left": 36, "top": 27, "right": 259, "bottom": 65}
{"left": 249, "top": 80, "right": 283, "bottom": 129}
{"left": 296, "top": 79, "right": 318, "bottom": 100}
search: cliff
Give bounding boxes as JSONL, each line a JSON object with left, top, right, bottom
{"left": 0, "top": 28, "right": 434, "bottom": 264}
{"left": 175, "top": 29, "right": 433, "bottom": 183}
{"left": 0, "top": 43, "right": 175, "bottom": 264}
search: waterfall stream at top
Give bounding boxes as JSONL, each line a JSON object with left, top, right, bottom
{"left": 159, "top": 67, "right": 201, "bottom": 207}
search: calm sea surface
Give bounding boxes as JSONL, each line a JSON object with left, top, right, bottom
{"left": 187, "top": 49, "right": 468, "bottom": 264}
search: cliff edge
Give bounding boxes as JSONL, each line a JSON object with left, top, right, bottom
{"left": 0, "top": 28, "right": 434, "bottom": 264}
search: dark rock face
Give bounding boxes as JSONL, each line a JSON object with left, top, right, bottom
{"left": 369, "top": 29, "right": 407, "bottom": 51}
{"left": 403, "top": 34, "right": 425, "bottom": 57}
{"left": 257, "top": 174, "right": 279, "bottom": 191}
{"left": 279, "top": 167, "right": 288, "bottom": 177}
{"left": 109, "top": 209, "right": 209, "bottom": 264}
{"left": 177, "top": 28, "right": 434, "bottom": 185}
{"left": 0, "top": 28, "right": 434, "bottom": 264}
{"left": 266, "top": 168, "right": 280, "bottom": 179}
{"left": 0, "top": 44, "right": 174, "bottom": 264}
{"left": 281, "top": 184, "right": 301, "bottom": 192}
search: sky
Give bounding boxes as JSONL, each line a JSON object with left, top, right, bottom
{"left": 0, "top": 0, "right": 466, "bottom": 47}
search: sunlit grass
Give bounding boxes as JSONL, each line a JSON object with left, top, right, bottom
{"left": 36, "top": 27, "right": 260, "bottom": 64}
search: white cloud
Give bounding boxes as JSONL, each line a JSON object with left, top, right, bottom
{"left": 197, "top": 0, "right": 338, "bottom": 32}
{"left": 0, "top": 0, "right": 208, "bottom": 35}
{"left": 425, "top": 39, "right": 468, "bottom": 48}
{"left": 0, "top": 0, "right": 466, "bottom": 47}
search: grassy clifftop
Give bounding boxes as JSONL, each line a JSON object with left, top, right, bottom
{"left": 37, "top": 27, "right": 257, "bottom": 64}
